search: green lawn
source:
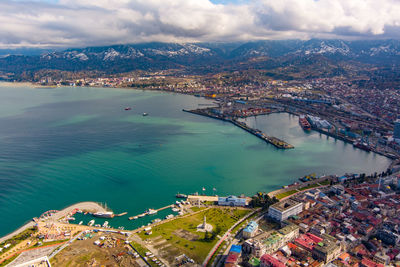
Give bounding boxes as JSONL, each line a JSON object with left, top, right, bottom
{"left": 298, "top": 183, "right": 320, "bottom": 191}
{"left": 138, "top": 208, "right": 251, "bottom": 263}
{"left": 190, "top": 206, "right": 205, "bottom": 212}
{"left": 0, "top": 227, "right": 37, "bottom": 258}
{"left": 275, "top": 189, "right": 298, "bottom": 200}
{"left": 130, "top": 241, "right": 158, "bottom": 267}
{"left": 319, "top": 180, "right": 330, "bottom": 185}
{"left": 0, "top": 254, "right": 19, "bottom": 267}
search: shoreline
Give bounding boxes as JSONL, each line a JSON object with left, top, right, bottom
{"left": 0, "top": 83, "right": 394, "bottom": 243}
{"left": 0, "top": 201, "right": 106, "bottom": 244}
{"left": 8, "top": 81, "right": 395, "bottom": 161}
{"left": 0, "top": 81, "right": 37, "bottom": 88}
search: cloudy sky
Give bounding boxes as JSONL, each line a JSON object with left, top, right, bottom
{"left": 1, "top": 0, "right": 400, "bottom": 48}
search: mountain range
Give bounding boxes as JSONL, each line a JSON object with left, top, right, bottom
{"left": 1, "top": 39, "right": 400, "bottom": 80}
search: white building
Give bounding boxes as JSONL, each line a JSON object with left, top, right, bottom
{"left": 268, "top": 199, "right": 303, "bottom": 222}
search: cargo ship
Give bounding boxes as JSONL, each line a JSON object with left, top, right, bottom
{"left": 353, "top": 141, "right": 371, "bottom": 152}
{"left": 299, "top": 115, "right": 311, "bottom": 131}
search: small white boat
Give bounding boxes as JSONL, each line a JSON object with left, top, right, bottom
{"left": 147, "top": 209, "right": 157, "bottom": 215}
{"left": 88, "top": 220, "right": 95, "bottom": 226}
{"left": 143, "top": 112, "right": 148, "bottom": 116}
{"left": 102, "top": 221, "right": 109, "bottom": 228}
{"left": 79, "top": 221, "right": 83, "bottom": 225}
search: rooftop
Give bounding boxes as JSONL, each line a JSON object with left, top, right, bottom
{"left": 313, "top": 234, "right": 340, "bottom": 254}
{"left": 244, "top": 221, "right": 258, "bottom": 233}
{"left": 269, "top": 199, "right": 302, "bottom": 212}
{"left": 278, "top": 224, "right": 299, "bottom": 236}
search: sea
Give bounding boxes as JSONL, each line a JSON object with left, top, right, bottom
{"left": 0, "top": 83, "right": 391, "bottom": 236}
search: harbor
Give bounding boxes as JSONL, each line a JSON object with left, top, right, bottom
{"left": 183, "top": 108, "right": 294, "bottom": 149}
{"left": 128, "top": 205, "right": 174, "bottom": 220}
{"left": 0, "top": 85, "right": 392, "bottom": 238}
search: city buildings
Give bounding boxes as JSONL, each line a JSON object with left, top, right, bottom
{"left": 218, "top": 196, "right": 247, "bottom": 207}
{"left": 243, "top": 221, "right": 259, "bottom": 239}
{"left": 394, "top": 119, "right": 400, "bottom": 141}
{"left": 268, "top": 199, "right": 303, "bottom": 222}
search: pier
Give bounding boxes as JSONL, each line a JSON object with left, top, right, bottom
{"left": 128, "top": 204, "right": 174, "bottom": 220}
{"left": 183, "top": 109, "right": 294, "bottom": 149}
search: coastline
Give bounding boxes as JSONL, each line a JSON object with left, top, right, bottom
{"left": 0, "top": 81, "right": 36, "bottom": 88}
{"left": 0, "top": 83, "right": 394, "bottom": 242}
{"left": 0, "top": 201, "right": 107, "bottom": 244}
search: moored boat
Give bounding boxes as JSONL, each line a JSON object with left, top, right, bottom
{"left": 93, "top": 212, "right": 114, "bottom": 218}
{"left": 147, "top": 209, "right": 157, "bottom": 215}
{"left": 299, "top": 115, "right": 311, "bottom": 131}
{"left": 353, "top": 141, "right": 371, "bottom": 152}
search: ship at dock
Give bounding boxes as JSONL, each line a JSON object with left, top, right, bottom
{"left": 299, "top": 115, "right": 311, "bottom": 131}
{"left": 353, "top": 140, "right": 371, "bottom": 152}
{"left": 175, "top": 193, "right": 187, "bottom": 198}
{"left": 92, "top": 212, "right": 114, "bottom": 218}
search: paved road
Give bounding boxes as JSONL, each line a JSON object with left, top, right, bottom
{"left": 48, "top": 231, "right": 85, "bottom": 259}
{"left": 213, "top": 211, "right": 268, "bottom": 267}
{"left": 202, "top": 209, "right": 259, "bottom": 266}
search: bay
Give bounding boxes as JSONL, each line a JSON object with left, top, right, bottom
{"left": 0, "top": 84, "right": 391, "bottom": 235}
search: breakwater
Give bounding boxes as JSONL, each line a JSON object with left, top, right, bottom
{"left": 183, "top": 109, "right": 294, "bottom": 149}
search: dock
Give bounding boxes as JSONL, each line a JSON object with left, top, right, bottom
{"left": 183, "top": 109, "right": 294, "bottom": 149}
{"left": 128, "top": 204, "right": 174, "bottom": 220}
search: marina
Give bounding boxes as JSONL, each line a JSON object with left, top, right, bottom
{"left": 128, "top": 205, "right": 174, "bottom": 220}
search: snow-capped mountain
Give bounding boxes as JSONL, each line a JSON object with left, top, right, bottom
{"left": 2, "top": 39, "right": 400, "bottom": 77}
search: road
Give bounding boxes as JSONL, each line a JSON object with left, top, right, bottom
{"left": 48, "top": 231, "right": 85, "bottom": 259}
{"left": 212, "top": 211, "right": 268, "bottom": 267}
{"left": 202, "top": 209, "right": 260, "bottom": 266}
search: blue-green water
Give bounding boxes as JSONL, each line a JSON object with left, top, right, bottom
{"left": 0, "top": 84, "right": 391, "bottom": 236}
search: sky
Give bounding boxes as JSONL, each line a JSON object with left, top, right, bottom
{"left": 1, "top": 0, "right": 400, "bottom": 49}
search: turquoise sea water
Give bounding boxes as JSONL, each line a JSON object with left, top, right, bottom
{"left": 0, "top": 84, "right": 391, "bottom": 235}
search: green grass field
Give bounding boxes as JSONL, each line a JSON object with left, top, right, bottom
{"left": 275, "top": 189, "right": 298, "bottom": 199}
{"left": 0, "top": 254, "right": 19, "bottom": 267}
{"left": 138, "top": 208, "right": 251, "bottom": 263}
{"left": 298, "top": 183, "right": 320, "bottom": 191}
{"left": 130, "top": 241, "right": 158, "bottom": 267}
{"left": 0, "top": 227, "right": 37, "bottom": 258}
{"left": 319, "top": 180, "right": 330, "bottom": 185}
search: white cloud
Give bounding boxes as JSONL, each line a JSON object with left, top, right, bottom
{"left": 0, "top": 0, "right": 400, "bottom": 48}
